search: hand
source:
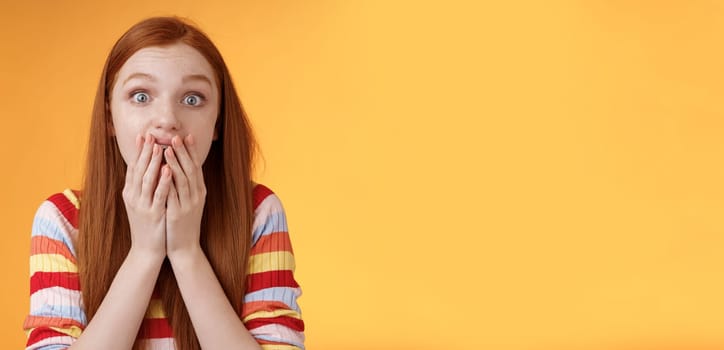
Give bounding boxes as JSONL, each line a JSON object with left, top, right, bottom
{"left": 164, "top": 135, "right": 207, "bottom": 258}
{"left": 121, "top": 134, "right": 172, "bottom": 259}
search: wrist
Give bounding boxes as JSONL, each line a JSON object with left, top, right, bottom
{"left": 126, "top": 247, "right": 166, "bottom": 267}
{"left": 167, "top": 244, "right": 205, "bottom": 268}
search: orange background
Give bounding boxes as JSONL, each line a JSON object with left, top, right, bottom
{"left": 2, "top": 1, "right": 724, "bottom": 349}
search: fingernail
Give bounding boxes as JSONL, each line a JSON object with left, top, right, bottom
{"left": 187, "top": 134, "right": 195, "bottom": 145}
{"left": 153, "top": 144, "right": 159, "bottom": 155}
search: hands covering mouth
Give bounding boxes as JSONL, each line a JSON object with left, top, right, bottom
{"left": 122, "top": 132, "right": 208, "bottom": 258}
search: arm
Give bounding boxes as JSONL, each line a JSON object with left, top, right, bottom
{"left": 23, "top": 196, "right": 161, "bottom": 350}
{"left": 71, "top": 134, "right": 170, "bottom": 349}
{"left": 24, "top": 198, "right": 85, "bottom": 350}
{"left": 67, "top": 251, "right": 164, "bottom": 350}
{"left": 163, "top": 135, "right": 262, "bottom": 349}
{"left": 241, "top": 189, "right": 305, "bottom": 349}
{"left": 167, "top": 190, "right": 305, "bottom": 350}
{"left": 169, "top": 248, "right": 263, "bottom": 349}
{"left": 164, "top": 136, "right": 303, "bottom": 349}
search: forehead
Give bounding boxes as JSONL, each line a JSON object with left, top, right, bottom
{"left": 116, "top": 43, "right": 216, "bottom": 84}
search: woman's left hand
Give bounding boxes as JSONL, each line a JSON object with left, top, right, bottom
{"left": 164, "top": 134, "right": 207, "bottom": 258}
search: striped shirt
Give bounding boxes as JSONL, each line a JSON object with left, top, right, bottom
{"left": 24, "top": 184, "right": 305, "bottom": 349}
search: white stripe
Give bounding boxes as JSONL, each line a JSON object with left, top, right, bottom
{"left": 30, "top": 286, "right": 83, "bottom": 314}
{"left": 251, "top": 323, "right": 305, "bottom": 349}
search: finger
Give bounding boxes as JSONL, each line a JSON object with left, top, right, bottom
{"left": 164, "top": 146, "right": 190, "bottom": 205}
{"left": 133, "top": 134, "right": 156, "bottom": 192}
{"left": 184, "top": 134, "right": 206, "bottom": 189}
{"left": 184, "top": 134, "right": 201, "bottom": 167}
{"left": 171, "top": 135, "right": 198, "bottom": 181}
{"left": 141, "top": 143, "right": 163, "bottom": 203}
{"left": 167, "top": 179, "right": 180, "bottom": 210}
{"left": 124, "top": 134, "right": 143, "bottom": 188}
{"left": 152, "top": 165, "right": 172, "bottom": 210}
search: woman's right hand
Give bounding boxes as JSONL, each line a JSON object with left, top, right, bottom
{"left": 121, "top": 133, "right": 172, "bottom": 259}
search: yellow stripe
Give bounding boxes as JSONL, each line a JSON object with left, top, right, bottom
{"left": 244, "top": 308, "right": 302, "bottom": 323}
{"left": 50, "top": 325, "right": 82, "bottom": 338}
{"left": 248, "top": 251, "right": 296, "bottom": 274}
{"left": 261, "top": 345, "right": 302, "bottom": 350}
{"left": 30, "top": 254, "right": 77, "bottom": 275}
{"left": 63, "top": 188, "right": 80, "bottom": 209}
{"left": 145, "top": 298, "right": 166, "bottom": 318}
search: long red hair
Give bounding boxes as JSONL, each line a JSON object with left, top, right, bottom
{"left": 77, "top": 16, "right": 258, "bottom": 350}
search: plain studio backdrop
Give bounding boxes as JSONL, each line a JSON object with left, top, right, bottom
{"left": 2, "top": 1, "right": 724, "bottom": 349}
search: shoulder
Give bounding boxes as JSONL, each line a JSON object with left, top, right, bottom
{"left": 252, "top": 182, "right": 280, "bottom": 210}
{"left": 33, "top": 189, "right": 80, "bottom": 228}
{"left": 42, "top": 189, "right": 80, "bottom": 226}
{"left": 250, "top": 183, "right": 289, "bottom": 245}
{"left": 252, "top": 182, "right": 286, "bottom": 214}
{"left": 31, "top": 189, "right": 81, "bottom": 256}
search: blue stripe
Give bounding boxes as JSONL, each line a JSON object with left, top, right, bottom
{"left": 252, "top": 211, "right": 288, "bottom": 246}
{"left": 31, "top": 203, "right": 76, "bottom": 256}
{"left": 31, "top": 304, "right": 87, "bottom": 325}
{"left": 244, "top": 287, "right": 301, "bottom": 313}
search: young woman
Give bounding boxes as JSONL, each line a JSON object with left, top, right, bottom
{"left": 23, "top": 17, "right": 304, "bottom": 350}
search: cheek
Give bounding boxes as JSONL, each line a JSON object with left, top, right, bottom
{"left": 192, "top": 137, "right": 215, "bottom": 165}
{"left": 190, "top": 117, "right": 219, "bottom": 164}
{"left": 110, "top": 116, "right": 142, "bottom": 165}
{"left": 114, "top": 132, "right": 138, "bottom": 166}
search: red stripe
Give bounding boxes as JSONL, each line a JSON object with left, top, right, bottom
{"left": 30, "top": 272, "right": 80, "bottom": 294}
{"left": 47, "top": 192, "right": 79, "bottom": 228}
{"left": 253, "top": 184, "right": 274, "bottom": 209}
{"left": 246, "top": 270, "right": 299, "bottom": 294}
{"left": 246, "top": 315, "right": 305, "bottom": 332}
{"left": 27, "top": 327, "right": 69, "bottom": 346}
{"left": 138, "top": 318, "right": 173, "bottom": 339}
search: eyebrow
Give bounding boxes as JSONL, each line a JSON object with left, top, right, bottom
{"left": 122, "top": 72, "right": 155, "bottom": 86}
{"left": 182, "top": 74, "right": 214, "bottom": 88}
{"left": 122, "top": 72, "right": 213, "bottom": 88}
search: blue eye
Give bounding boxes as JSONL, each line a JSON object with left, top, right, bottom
{"left": 183, "top": 94, "right": 203, "bottom": 106}
{"left": 132, "top": 92, "right": 149, "bottom": 103}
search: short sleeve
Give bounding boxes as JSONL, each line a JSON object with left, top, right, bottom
{"left": 23, "top": 193, "right": 86, "bottom": 350}
{"left": 243, "top": 186, "right": 305, "bottom": 350}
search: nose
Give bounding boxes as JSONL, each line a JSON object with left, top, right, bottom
{"left": 152, "top": 97, "right": 180, "bottom": 131}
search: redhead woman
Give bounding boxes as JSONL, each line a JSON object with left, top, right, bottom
{"left": 23, "top": 17, "right": 304, "bottom": 350}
